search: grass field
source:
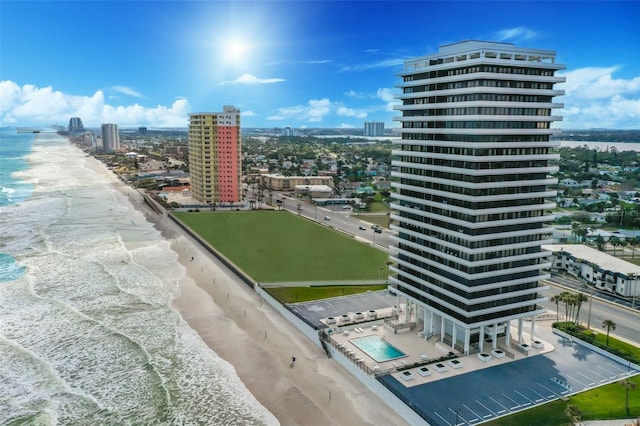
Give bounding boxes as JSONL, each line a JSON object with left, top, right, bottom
{"left": 173, "top": 210, "right": 389, "bottom": 282}
{"left": 485, "top": 376, "right": 639, "bottom": 425}
{"left": 267, "top": 285, "right": 388, "bottom": 303}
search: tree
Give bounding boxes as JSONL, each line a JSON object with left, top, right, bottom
{"left": 571, "top": 221, "right": 582, "bottom": 242}
{"left": 619, "top": 378, "right": 637, "bottom": 417}
{"left": 560, "top": 291, "right": 573, "bottom": 322}
{"left": 551, "top": 294, "right": 562, "bottom": 324}
{"left": 611, "top": 237, "right": 621, "bottom": 257}
{"left": 573, "top": 293, "right": 588, "bottom": 325}
{"left": 602, "top": 319, "right": 616, "bottom": 346}
{"left": 565, "top": 404, "right": 582, "bottom": 426}
{"left": 629, "top": 239, "right": 638, "bottom": 259}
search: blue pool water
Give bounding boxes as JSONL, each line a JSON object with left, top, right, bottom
{"left": 350, "top": 334, "right": 407, "bottom": 362}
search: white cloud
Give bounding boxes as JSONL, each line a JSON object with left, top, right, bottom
{"left": 220, "top": 73, "right": 286, "bottom": 85}
{"left": 276, "top": 98, "right": 332, "bottom": 123}
{"left": 241, "top": 110, "right": 256, "bottom": 117}
{"left": 336, "top": 106, "right": 367, "bottom": 119}
{"left": 111, "top": 85, "right": 144, "bottom": 98}
{"left": 0, "top": 81, "right": 190, "bottom": 127}
{"left": 558, "top": 67, "right": 640, "bottom": 129}
{"left": 266, "top": 115, "right": 285, "bottom": 121}
{"left": 340, "top": 58, "right": 405, "bottom": 72}
{"left": 495, "top": 27, "right": 538, "bottom": 42}
{"left": 339, "top": 123, "right": 356, "bottom": 128}
{"left": 377, "top": 87, "right": 398, "bottom": 112}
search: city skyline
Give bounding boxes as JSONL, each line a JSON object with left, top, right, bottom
{"left": 1, "top": 1, "right": 639, "bottom": 130}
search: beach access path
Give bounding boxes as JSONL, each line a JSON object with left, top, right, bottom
{"left": 102, "top": 165, "right": 408, "bottom": 425}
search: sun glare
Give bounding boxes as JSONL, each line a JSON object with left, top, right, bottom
{"left": 223, "top": 39, "right": 251, "bottom": 64}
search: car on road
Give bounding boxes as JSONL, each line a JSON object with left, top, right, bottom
{"left": 374, "top": 228, "right": 382, "bottom": 233}
{"left": 358, "top": 225, "right": 366, "bottom": 230}
{"left": 324, "top": 216, "right": 331, "bottom": 220}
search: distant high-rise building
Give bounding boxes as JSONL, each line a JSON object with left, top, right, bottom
{"left": 138, "top": 127, "right": 147, "bottom": 135}
{"left": 188, "top": 106, "right": 242, "bottom": 204}
{"left": 283, "top": 126, "right": 293, "bottom": 137}
{"left": 364, "top": 121, "right": 384, "bottom": 136}
{"left": 68, "top": 117, "right": 85, "bottom": 136}
{"left": 390, "top": 41, "right": 565, "bottom": 355}
{"left": 101, "top": 123, "right": 120, "bottom": 153}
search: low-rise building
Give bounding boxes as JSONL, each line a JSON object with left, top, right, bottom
{"left": 258, "top": 174, "right": 334, "bottom": 191}
{"left": 545, "top": 244, "right": 640, "bottom": 298}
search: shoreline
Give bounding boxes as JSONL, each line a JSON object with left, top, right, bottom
{"left": 93, "top": 154, "right": 407, "bottom": 425}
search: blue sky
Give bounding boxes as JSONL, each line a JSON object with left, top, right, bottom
{"left": 1, "top": 1, "right": 639, "bottom": 130}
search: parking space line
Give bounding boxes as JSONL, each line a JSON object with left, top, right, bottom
{"left": 566, "top": 373, "right": 587, "bottom": 388}
{"left": 513, "top": 389, "right": 534, "bottom": 405}
{"left": 433, "top": 410, "right": 450, "bottom": 426}
{"left": 588, "top": 368, "right": 607, "bottom": 380}
{"left": 526, "top": 385, "right": 546, "bottom": 402}
{"left": 536, "top": 381, "right": 561, "bottom": 399}
{"left": 575, "top": 371, "right": 596, "bottom": 386}
{"left": 489, "top": 396, "right": 508, "bottom": 414}
{"left": 475, "top": 400, "right": 496, "bottom": 417}
{"left": 501, "top": 393, "right": 521, "bottom": 410}
{"left": 462, "top": 403, "right": 482, "bottom": 422}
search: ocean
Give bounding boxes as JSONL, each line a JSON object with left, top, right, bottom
{"left": 0, "top": 129, "right": 278, "bottom": 425}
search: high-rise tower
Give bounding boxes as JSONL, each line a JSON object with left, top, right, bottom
{"left": 101, "top": 123, "right": 120, "bottom": 153}
{"left": 188, "top": 106, "right": 242, "bottom": 204}
{"left": 68, "top": 117, "right": 84, "bottom": 136}
{"left": 390, "top": 41, "right": 565, "bottom": 354}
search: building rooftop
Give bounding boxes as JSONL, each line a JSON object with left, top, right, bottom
{"left": 544, "top": 244, "right": 640, "bottom": 275}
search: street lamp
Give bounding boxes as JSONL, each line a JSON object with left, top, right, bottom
{"left": 632, "top": 273, "right": 638, "bottom": 309}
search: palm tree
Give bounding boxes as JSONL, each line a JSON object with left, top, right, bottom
{"left": 571, "top": 221, "right": 582, "bottom": 242}
{"left": 575, "top": 226, "right": 588, "bottom": 243}
{"left": 619, "top": 239, "right": 628, "bottom": 257}
{"left": 551, "top": 294, "right": 562, "bottom": 324}
{"left": 565, "top": 404, "right": 582, "bottom": 426}
{"left": 619, "top": 378, "right": 637, "bottom": 416}
{"left": 603, "top": 319, "right": 617, "bottom": 346}
{"left": 611, "top": 237, "right": 621, "bottom": 257}
{"left": 573, "top": 293, "right": 588, "bottom": 325}
{"left": 629, "top": 238, "right": 638, "bottom": 259}
{"left": 560, "top": 291, "right": 573, "bottom": 322}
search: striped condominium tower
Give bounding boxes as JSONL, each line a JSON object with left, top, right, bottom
{"left": 390, "top": 41, "right": 565, "bottom": 355}
{"left": 188, "top": 106, "right": 242, "bottom": 204}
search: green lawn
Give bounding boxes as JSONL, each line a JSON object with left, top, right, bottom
{"left": 173, "top": 210, "right": 388, "bottom": 282}
{"left": 267, "top": 285, "right": 388, "bottom": 303}
{"left": 485, "top": 377, "right": 639, "bottom": 425}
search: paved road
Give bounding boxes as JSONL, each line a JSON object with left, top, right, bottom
{"left": 541, "top": 282, "right": 640, "bottom": 345}
{"left": 280, "top": 196, "right": 393, "bottom": 249}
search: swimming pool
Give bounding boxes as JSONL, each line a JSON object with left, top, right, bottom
{"left": 350, "top": 335, "right": 407, "bottom": 362}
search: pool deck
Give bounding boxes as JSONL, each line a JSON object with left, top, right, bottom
{"left": 326, "top": 310, "right": 554, "bottom": 388}
{"left": 291, "top": 292, "right": 638, "bottom": 424}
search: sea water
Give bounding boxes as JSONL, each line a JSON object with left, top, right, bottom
{"left": 0, "top": 130, "right": 278, "bottom": 425}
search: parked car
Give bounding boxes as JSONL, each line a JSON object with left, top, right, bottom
{"left": 358, "top": 225, "right": 366, "bottom": 230}
{"left": 374, "top": 228, "right": 382, "bottom": 233}
{"left": 324, "top": 216, "right": 331, "bottom": 220}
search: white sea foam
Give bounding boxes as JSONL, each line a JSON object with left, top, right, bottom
{"left": 0, "top": 135, "right": 278, "bottom": 425}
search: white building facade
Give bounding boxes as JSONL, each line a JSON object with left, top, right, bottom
{"left": 389, "top": 41, "right": 566, "bottom": 354}
{"left": 101, "top": 123, "right": 120, "bottom": 153}
{"left": 364, "top": 121, "right": 385, "bottom": 137}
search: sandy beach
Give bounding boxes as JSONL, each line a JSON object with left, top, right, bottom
{"left": 100, "top": 159, "right": 408, "bottom": 425}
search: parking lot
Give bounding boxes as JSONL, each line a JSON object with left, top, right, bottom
{"left": 379, "top": 333, "right": 636, "bottom": 425}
